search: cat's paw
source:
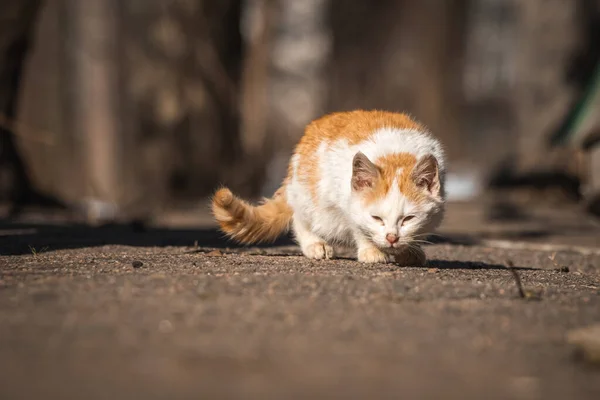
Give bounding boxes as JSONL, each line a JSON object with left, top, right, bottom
{"left": 303, "top": 242, "right": 334, "bottom": 260}
{"left": 393, "top": 247, "right": 427, "bottom": 266}
{"left": 357, "top": 247, "right": 393, "bottom": 263}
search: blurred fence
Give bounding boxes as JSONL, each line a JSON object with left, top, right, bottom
{"left": 8, "top": 0, "right": 600, "bottom": 220}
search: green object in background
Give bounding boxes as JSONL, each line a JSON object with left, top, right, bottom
{"left": 550, "top": 62, "right": 600, "bottom": 149}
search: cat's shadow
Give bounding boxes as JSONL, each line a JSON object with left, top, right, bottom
{"left": 234, "top": 250, "right": 532, "bottom": 271}
{"left": 425, "top": 259, "right": 534, "bottom": 271}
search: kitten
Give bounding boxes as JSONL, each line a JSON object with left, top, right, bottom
{"left": 212, "top": 110, "right": 445, "bottom": 265}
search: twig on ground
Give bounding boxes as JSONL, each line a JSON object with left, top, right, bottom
{"left": 505, "top": 259, "right": 526, "bottom": 298}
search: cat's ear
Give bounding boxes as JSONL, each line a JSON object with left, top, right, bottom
{"left": 352, "top": 152, "right": 379, "bottom": 191}
{"left": 411, "top": 154, "right": 440, "bottom": 197}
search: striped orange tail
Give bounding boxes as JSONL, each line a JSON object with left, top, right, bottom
{"left": 211, "top": 186, "right": 292, "bottom": 244}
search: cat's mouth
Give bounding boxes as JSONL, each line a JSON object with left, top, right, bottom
{"left": 379, "top": 241, "right": 408, "bottom": 251}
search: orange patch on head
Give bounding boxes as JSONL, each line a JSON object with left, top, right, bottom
{"left": 293, "top": 110, "right": 426, "bottom": 203}
{"left": 360, "top": 152, "right": 429, "bottom": 205}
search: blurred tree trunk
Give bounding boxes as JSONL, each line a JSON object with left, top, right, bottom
{"left": 63, "top": 0, "right": 123, "bottom": 222}
{"left": 240, "top": 0, "right": 331, "bottom": 196}
{"left": 327, "top": 0, "right": 467, "bottom": 165}
{"left": 16, "top": 0, "right": 250, "bottom": 219}
{"left": 462, "top": 0, "right": 519, "bottom": 178}
{"left": 514, "top": 0, "right": 582, "bottom": 174}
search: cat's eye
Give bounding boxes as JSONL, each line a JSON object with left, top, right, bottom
{"left": 401, "top": 215, "right": 415, "bottom": 225}
{"left": 371, "top": 215, "right": 384, "bottom": 224}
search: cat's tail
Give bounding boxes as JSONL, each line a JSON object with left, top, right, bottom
{"left": 211, "top": 184, "right": 292, "bottom": 244}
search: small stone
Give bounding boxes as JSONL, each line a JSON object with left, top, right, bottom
{"left": 158, "top": 320, "right": 174, "bottom": 334}
{"left": 427, "top": 268, "right": 438, "bottom": 273}
{"left": 206, "top": 250, "right": 223, "bottom": 257}
{"left": 524, "top": 289, "right": 543, "bottom": 301}
{"left": 131, "top": 260, "right": 144, "bottom": 268}
{"left": 567, "top": 324, "right": 600, "bottom": 365}
{"left": 509, "top": 376, "right": 540, "bottom": 400}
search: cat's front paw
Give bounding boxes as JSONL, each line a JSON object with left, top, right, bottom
{"left": 303, "top": 242, "right": 334, "bottom": 260}
{"left": 357, "top": 247, "right": 393, "bottom": 263}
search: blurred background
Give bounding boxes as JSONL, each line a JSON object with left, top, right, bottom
{"left": 1, "top": 0, "right": 600, "bottom": 229}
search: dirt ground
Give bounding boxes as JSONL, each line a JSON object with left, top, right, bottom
{"left": 1, "top": 200, "right": 599, "bottom": 399}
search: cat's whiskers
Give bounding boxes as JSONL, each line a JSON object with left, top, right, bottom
{"left": 410, "top": 239, "right": 434, "bottom": 245}
{"left": 414, "top": 232, "right": 445, "bottom": 241}
{"left": 404, "top": 243, "right": 420, "bottom": 259}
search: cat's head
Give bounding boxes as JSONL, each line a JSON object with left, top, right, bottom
{"left": 348, "top": 151, "right": 445, "bottom": 250}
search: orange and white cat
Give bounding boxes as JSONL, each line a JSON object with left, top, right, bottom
{"left": 212, "top": 110, "right": 445, "bottom": 265}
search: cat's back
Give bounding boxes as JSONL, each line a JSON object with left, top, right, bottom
{"left": 301, "top": 110, "right": 424, "bottom": 147}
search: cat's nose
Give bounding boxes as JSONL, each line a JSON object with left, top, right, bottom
{"left": 386, "top": 233, "right": 399, "bottom": 244}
